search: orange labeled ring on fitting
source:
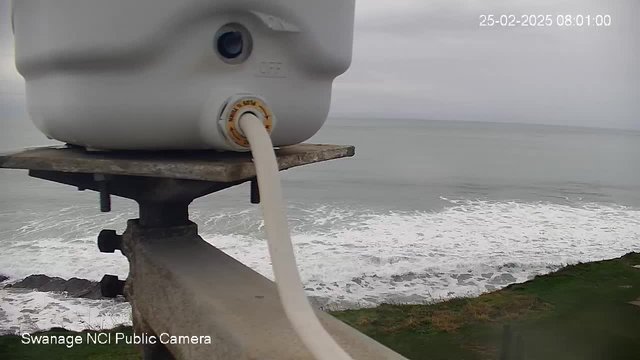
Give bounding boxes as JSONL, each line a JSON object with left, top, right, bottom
{"left": 224, "top": 98, "right": 273, "bottom": 147}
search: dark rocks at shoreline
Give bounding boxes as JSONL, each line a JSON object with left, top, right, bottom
{"left": 4, "top": 274, "right": 104, "bottom": 300}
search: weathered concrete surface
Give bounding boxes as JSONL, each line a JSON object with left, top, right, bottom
{"left": 5, "top": 274, "right": 103, "bottom": 299}
{"left": 122, "top": 220, "right": 407, "bottom": 360}
{"left": 0, "top": 144, "right": 355, "bottom": 182}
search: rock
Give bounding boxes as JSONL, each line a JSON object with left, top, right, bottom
{"left": 391, "top": 272, "right": 417, "bottom": 282}
{"left": 499, "top": 263, "right": 518, "bottom": 270}
{"left": 65, "top": 278, "right": 103, "bottom": 299}
{"left": 456, "top": 274, "right": 476, "bottom": 286}
{"left": 489, "top": 273, "right": 517, "bottom": 285}
{"left": 384, "top": 293, "right": 426, "bottom": 304}
{"left": 7, "top": 274, "right": 104, "bottom": 300}
{"left": 39, "top": 278, "right": 68, "bottom": 292}
{"left": 8, "top": 274, "right": 53, "bottom": 289}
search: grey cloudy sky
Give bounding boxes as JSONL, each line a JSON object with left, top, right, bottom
{"left": 0, "top": 0, "right": 638, "bottom": 131}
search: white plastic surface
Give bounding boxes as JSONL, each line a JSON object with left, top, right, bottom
{"left": 12, "top": 0, "right": 355, "bottom": 151}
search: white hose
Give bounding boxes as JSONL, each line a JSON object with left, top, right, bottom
{"left": 239, "top": 113, "right": 354, "bottom": 360}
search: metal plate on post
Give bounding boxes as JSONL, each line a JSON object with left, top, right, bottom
{"left": 0, "top": 144, "right": 355, "bottom": 182}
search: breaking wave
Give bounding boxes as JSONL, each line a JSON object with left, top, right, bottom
{"left": 1, "top": 199, "right": 639, "bottom": 332}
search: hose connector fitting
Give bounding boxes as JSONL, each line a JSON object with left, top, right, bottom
{"left": 218, "top": 94, "right": 275, "bottom": 151}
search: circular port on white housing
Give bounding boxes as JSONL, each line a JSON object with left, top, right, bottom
{"left": 214, "top": 24, "right": 252, "bottom": 64}
{"left": 218, "top": 94, "right": 275, "bottom": 150}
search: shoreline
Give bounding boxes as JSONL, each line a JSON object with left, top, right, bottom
{"left": 1, "top": 250, "right": 638, "bottom": 331}
{"left": 2, "top": 252, "right": 639, "bottom": 359}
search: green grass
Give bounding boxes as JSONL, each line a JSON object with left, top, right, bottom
{"left": 332, "top": 252, "right": 640, "bottom": 360}
{"left": 2, "top": 253, "right": 639, "bottom": 359}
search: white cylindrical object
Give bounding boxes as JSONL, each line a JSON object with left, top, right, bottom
{"left": 12, "top": 0, "right": 355, "bottom": 151}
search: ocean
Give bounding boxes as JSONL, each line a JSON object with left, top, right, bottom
{"left": 1, "top": 117, "right": 639, "bottom": 334}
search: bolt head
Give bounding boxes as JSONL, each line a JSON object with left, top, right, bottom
{"left": 100, "top": 274, "right": 125, "bottom": 298}
{"left": 98, "top": 229, "right": 121, "bottom": 253}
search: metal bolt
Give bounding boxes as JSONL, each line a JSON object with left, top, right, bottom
{"left": 98, "top": 229, "right": 122, "bottom": 253}
{"left": 100, "top": 274, "right": 125, "bottom": 298}
{"left": 250, "top": 178, "right": 260, "bottom": 204}
{"left": 94, "top": 174, "right": 111, "bottom": 212}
